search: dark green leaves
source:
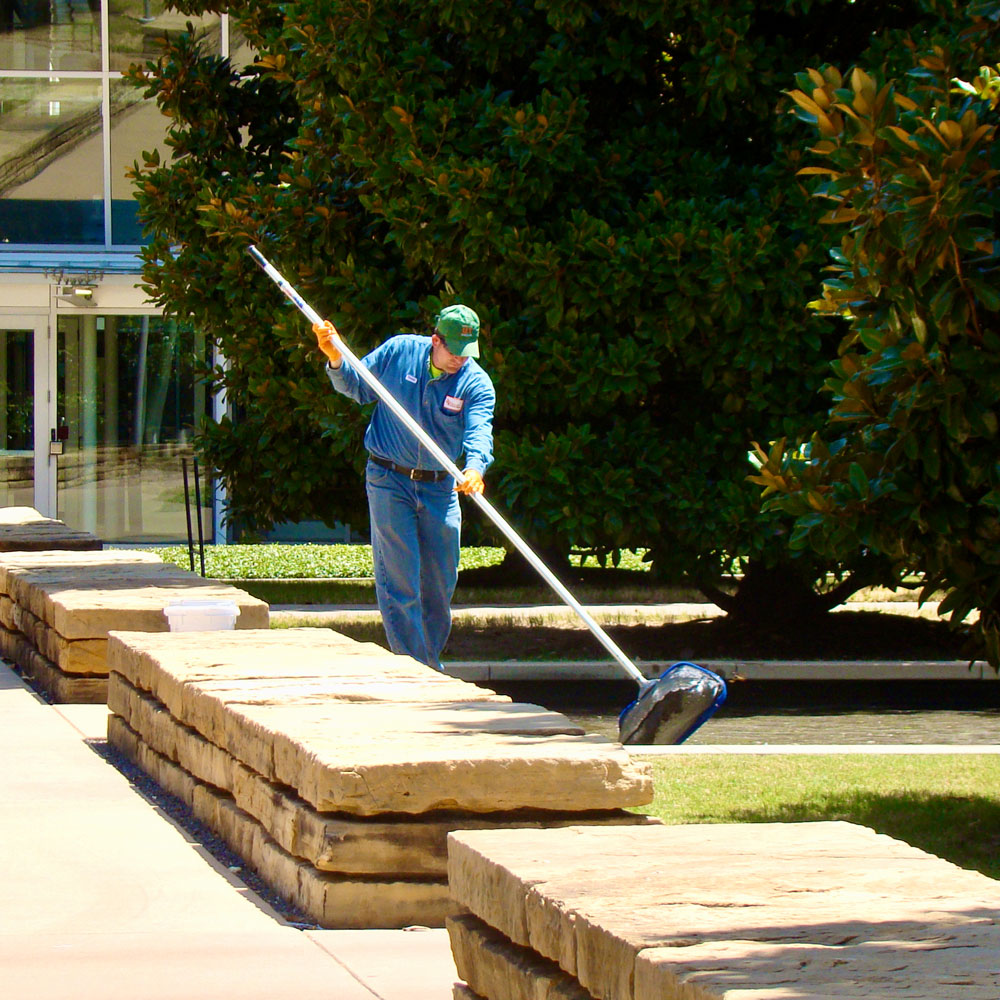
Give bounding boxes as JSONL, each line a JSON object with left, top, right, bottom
{"left": 768, "top": 5, "right": 1000, "bottom": 664}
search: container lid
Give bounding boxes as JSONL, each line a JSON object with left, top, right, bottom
{"left": 164, "top": 600, "right": 240, "bottom": 613}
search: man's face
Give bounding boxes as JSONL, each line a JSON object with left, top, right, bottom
{"left": 431, "top": 334, "right": 469, "bottom": 374}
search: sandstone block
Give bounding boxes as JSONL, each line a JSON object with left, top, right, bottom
{"left": 3, "top": 625, "right": 106, "bottom": 702}
{"left": 0, "top": 549, "right": 164, "bottom": 602}
{"left": 0, "top": 506, "right": 102, "bottom": 550}
{"left": 109, "top": 712, "right": 201, "bottom": 806}
{"left": 633, "top": 936, "right": 1000, "bottom": 1000}
{"left": 106, "top": 631, "right": 651, "bottom": 817}
{"left": 107, "top": 629, "right": 500, "bottom": 746}
{"left": 108, "top": 714, "right": 453, "bottom": 928}
{"left": 448, "top": 911, "right": 594, "bottom": 1000}
{"left": 14, "top": 604, "right": 106, "bottom": 673}
{"left": 448, "top": 825, "right": 1000, "bottom": 1000}
{"left": 230, "top": 699, "right": 649, "bottom": 815}
{"left": 111, "top": 671, "right": 652, "bottom": 876}
{"left": 0, "top": 549, "right": 267, "bottom": 638}
{"left": 108, "top": 674, "right": 234, "bottom": 791}
{"left": 234, "top": 760, "right": 652, "bottom": 877}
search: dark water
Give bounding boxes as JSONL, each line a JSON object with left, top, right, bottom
{"left": 487, "top": 680, "right": 1000, "bottom": 745}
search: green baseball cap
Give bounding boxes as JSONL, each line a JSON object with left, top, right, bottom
{"left": 435, "top": 304, "right": 480, "bottom": 358}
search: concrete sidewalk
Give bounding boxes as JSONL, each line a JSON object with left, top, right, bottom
{"left": 0, "top": 664, "right": 460, "bottom": 1000}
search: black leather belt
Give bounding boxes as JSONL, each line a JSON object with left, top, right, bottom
{"left": 369, "top": 454, "right": 450, "bottom": 482}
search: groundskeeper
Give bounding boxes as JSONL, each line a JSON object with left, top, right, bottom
{"left": 313, "top": 305, "right": 496, "bottom": 670}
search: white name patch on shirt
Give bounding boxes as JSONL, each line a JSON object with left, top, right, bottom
{"left": 405, "top": 374, "right": 418, "bottom": 383}
{"left": 443, "top": 395, "right": 464, "bottom": 413}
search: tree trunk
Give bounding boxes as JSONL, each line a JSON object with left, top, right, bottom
{"left": 697, "top": 554, "right": 894, "bottom": 628}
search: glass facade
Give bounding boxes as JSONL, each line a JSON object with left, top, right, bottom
{"left": 0, "top": 324, "right": 33, "bottom": 507}
{"left": 0, "top": 77, "right": 104, "bottom": 243}
{"left": 0, "top": 7, "right": 235, "bottom": 543}
{"left": 56, "top": 312, "right": 212, "bottom": 542}
{"left": 0, "top": 2, "right": 223, "bottom": 246}
{"left": 109, "top": 75, "right": 161, "bottom": 243}
{"left": 0, "top": 2, "right": 103, "bottom": 73}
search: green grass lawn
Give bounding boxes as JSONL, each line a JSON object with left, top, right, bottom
{"left": 152, "top": 544, "right": 671, "bottom": 605}
{"left": 152, "top": 544, "right": 653, "bottom": 579}
{"left": 636, "top": 754, "right": 1000, "bottom": 881}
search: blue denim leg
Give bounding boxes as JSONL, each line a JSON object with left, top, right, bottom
{"left": 366, "top": 460, "right": 461, "bottom": 669}
{"left": 417, "top": 482, "right": 461, "bottom": 667}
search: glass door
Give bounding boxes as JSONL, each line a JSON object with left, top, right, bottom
{"left": 56, "top": 312, "right": 213, "bottom": 543}
{"left": 0, "top": 315, "right": 47, "bottom": 512}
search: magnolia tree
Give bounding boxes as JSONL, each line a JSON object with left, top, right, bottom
{"left": 751, "top": 2, "right": 1000, "bottom": 659}
{"left": 130, "top": 0, "right": 952, "bottom": 618}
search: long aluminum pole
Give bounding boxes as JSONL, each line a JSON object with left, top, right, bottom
{"left": 247, "top": 246, "right": 648, "bottom": 687}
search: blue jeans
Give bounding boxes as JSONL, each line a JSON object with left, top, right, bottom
{"left": 365, "top": 459, "right": 461, "bottom": 669}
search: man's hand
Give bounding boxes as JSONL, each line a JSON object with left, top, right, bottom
{"left": 456, "top": 468, "right": 485, "bottom": 495}
{"left": 312, "top": 320, "right": 342, "bottom": 367}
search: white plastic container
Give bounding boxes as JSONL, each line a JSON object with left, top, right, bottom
{"left": 164, "top": 600, "right": 240, "bottom": 632}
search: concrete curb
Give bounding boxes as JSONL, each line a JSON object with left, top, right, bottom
{"left": 442, "top": 660, "right": 994, "bottom": 682}
{"left": 629, "top": 743, "right": 1000, "bottom": 756}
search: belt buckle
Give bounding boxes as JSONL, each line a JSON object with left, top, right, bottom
{"left": 409, "top": 467, "right": 419, "bottom": 480}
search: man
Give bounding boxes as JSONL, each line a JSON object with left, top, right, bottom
{"left": 313, "top": 305, "right": 496, "bottom": 670}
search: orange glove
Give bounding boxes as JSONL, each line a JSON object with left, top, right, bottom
{"left": 456, "top": 468, "right": 485, "bottom": 495}
{"left": 312, "top": 320, "right": 342, "bottom": 367}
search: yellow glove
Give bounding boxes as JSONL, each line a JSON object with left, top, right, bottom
{"left": 312, "top": 320, "right": 342, "bottom": 366}
{"left": 456, "top": 468, "right": 485, "bottom": 495}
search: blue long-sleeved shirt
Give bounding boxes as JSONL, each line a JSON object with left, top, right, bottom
{"left": 327, "top": 334, "right": 495, "bottom": 474}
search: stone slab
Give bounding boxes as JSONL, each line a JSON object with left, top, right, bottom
{"left": 238, "top": 701, "right": 648, "bottom": 815}
{"left": 108, "top": 628, "right": 500, "bottom": 744}
{"left": 108, "top": 672, "right": 654, "bottom": 877}
{"left": 14, "top": 604, "right": 106, "bottom": 673}
{"left": 0, "top": 549, "right": 268, "bottom": 638}
{"left": 0, "top": 506, "right": 102, "bottom": 550}
{"left": 0, "top": 625, "right": 107, "bottom": 703}
{"left": 447, "top": 824, "right": 1000, "bottom": 1000}
{"left": 108, "top": 629, "right": 652, "bottom": 816}
{"left": 108, "top": 673, "right": 235, "bottom": 790}
{"left": 448, "top": 911, "right": 593, "bottom": 1000}
{"left": 447, "top": 913, "right": 1000, "bottom": 1000}
{"left": 106, "top": 629, "right": 652, "bottom": 816}
{"left": 633, "top": 934, "right": 1000, "bottom": 1000}
{"left": 108, "top": 714, "right": 454, "bottom": 929}
{"left": 0, "top": 548, "right": 164, "bottom": 600}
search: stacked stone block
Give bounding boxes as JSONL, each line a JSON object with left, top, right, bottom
{"left": 447, "top": 823, "right": 1000, "bottom": 999}
{"left": 0, "top": 506, "right": 103, "bottom": 552}
{"left": 105, "top": 627, "right": 655, "bottom": 929}
{"left": 0, "top": 547, "right": 268, "bottom": 702}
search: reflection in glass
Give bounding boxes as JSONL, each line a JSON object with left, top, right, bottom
{"left": 109, "top": 2, "right": 221, "bottom": 72}
{"left": 57, "top": 313, "right": 212, "bottom": 542}
{"left": 228, "top": 20, "right": 256, "bottom": 71}
{"left": 0, "top": 0, "right": 102, "bottom": 73}
{"left": 0, "top": 327, "right": 33, "bottom": 506}
{"left": 0, "top": 77, "right": 103, "bottom": 242}
{"left": 110, "top": 77, "right": 169, "bottom": 244}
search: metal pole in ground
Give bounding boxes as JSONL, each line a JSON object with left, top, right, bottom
{"left": 193, "top": 456, "right": 206, "bottom": 577}
{"left": 181, "top": 457, "right": 195, "bottom": 573}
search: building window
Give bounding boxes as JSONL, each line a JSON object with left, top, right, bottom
{"left": 0, "top": 2, "right": 226, "bottom": 249}
{"left": 56, "top": 312, "right": 212, "bottom": 543}
{"left": 0, "top": 77, "right": 104, "bottom": 243}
